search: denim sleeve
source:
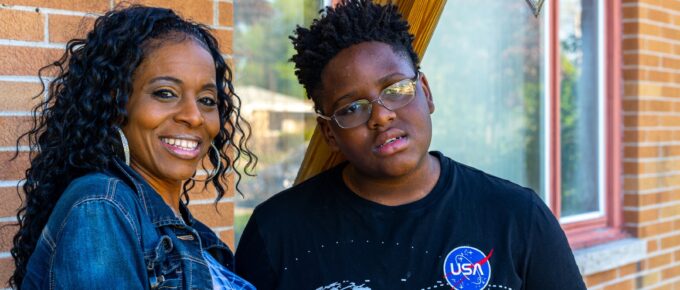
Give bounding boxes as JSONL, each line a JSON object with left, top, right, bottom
{"left": 50, "top": 198, "right": 147, "bottom": 289}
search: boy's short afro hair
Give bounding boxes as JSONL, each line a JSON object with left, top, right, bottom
{"left": 289, "top": 0, "right": 419, "bottom": 110}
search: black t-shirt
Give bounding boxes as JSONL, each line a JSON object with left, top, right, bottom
{"left": 235, "top": 152, "right": 585, "bottom": 290}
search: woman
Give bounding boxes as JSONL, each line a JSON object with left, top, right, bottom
{"left": 10, "top": 5, "right": 256, "bottom": 289}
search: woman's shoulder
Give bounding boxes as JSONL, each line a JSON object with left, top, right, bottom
{"left": 60, "top": 171, "right": 139, "bottom": 205}
{"left": 49, "top": 171, "right": 144, "bottom": 229}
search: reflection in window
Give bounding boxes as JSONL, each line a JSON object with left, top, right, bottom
{"left": 559, "top": 0, "right": 601, "bottom": 219}
{"left": 232, "top": 0, "right": 324, "bottom": 244}
{"left": 422, "top": 0, "right": 546, "bottom": 197}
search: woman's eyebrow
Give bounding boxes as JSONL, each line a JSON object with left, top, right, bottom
{"left": 148, "top": 76, "right": 182, "bottom": 85}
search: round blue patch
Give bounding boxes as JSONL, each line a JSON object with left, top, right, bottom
{"left": 442, "top": 246, "right": 492, "bottom": 290}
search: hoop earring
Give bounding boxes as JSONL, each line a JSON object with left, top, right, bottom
{"left": 117, "top": 128, "right": 130, "bottom": 166}
{"left": 191, "top": 142, "right": 222, "bottom": 182}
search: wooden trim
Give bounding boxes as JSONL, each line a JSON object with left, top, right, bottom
{"left": 606, "top": 0, "right": 623, "bottom": 232}
{"left": 561, "top": 0, "right": 626, "bottom": 249}
{"left": 550, "top": 0, "right": 562, "bottom": 218}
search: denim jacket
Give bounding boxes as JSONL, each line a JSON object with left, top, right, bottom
{"left": 22, "top": 159, "right": 235, "bottom": 289}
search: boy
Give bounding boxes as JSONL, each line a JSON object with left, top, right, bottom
{"left": 235, "top": 1, "right": 585, "bottom": 289}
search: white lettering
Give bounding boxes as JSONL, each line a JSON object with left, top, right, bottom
{"left": 449, "top": 263, "right": 485, "bottom": 276}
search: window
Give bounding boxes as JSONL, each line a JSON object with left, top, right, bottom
{"left": 422, "top": 0, "right": 622, "bottom": 247}
{"left": 233, "top": 0, "right": 328, "bottom": 244}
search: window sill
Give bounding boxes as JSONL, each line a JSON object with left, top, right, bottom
{"left": 573, "top": 238, "right": 647, "bottom": 276}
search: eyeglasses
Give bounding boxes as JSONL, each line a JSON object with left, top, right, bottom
{"left": 317, "top": 73, "right": 420, "bottom": 129}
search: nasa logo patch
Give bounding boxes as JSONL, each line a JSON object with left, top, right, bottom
{"left": 443, "top": 246, "right": 493, "bottom": 290}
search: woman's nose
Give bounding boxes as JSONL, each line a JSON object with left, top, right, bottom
{"left": 174, "top": 97, "right": 204, "bottom": 127}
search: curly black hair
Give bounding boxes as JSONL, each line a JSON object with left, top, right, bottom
{"left": 289, "top": 0, "right": 419, "bottom": 112}
{"left": 9, "top": 5, "right": 256, "bottom": 288}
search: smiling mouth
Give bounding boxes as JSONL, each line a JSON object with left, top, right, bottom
{"left": 161, "top": 137, "right": 199, "bottom": 151}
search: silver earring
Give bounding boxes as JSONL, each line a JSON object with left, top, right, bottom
{"left": 191, "top": 142, "right": 222, "bottom": 182}
{"left": 116, "top": 128, "right": 130, "bottom": 166}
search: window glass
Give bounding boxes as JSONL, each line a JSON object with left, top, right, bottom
{"left": 559, "top": 0, "right": 601, "bottom": 218}
{"left": 233, "top": 0, "right": 323, "bottom": 244}
{"left": 422, "top": 0, "right": 547, "bottom": 197}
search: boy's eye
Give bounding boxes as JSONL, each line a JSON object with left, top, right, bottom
{"left": 199, "top": 96, "right": 217, "bottom": 107}
{"left": 152, "top": 89, "right": 176, "bottom": 99}
{"left": 337, "top": 101, "right": 363, "bottom": 116}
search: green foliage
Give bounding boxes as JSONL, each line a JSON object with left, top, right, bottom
{"left": 233, "top": 0, "right": 323, "bottom": 99}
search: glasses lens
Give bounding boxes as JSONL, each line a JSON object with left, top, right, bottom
{"left": 334, "top": 99, "right": 372, "bottom": 128}
{"left": 381, "top": 78, "right": 417, "bottom": 110}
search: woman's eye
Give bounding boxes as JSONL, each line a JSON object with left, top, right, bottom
{"left": 152, "top": 89, "right": 176, "bottom": 99}
{"left": 199, "top": 96, "right": 217, "bottom": 107}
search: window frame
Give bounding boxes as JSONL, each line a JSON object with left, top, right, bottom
{"left": 547, "top": 0, "right": 626, "bottom": 249}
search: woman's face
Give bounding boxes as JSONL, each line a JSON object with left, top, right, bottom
{"left": 123, "top": 39, "right": 220, "bottom": 186}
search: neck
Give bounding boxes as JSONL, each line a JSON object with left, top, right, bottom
{"left": 343, "top": 154, "right": 441, "bottom": 206}
{"left": 130, "top": 163, "right": 182, "bottom": 214}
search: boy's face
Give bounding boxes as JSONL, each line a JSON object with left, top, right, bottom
{"left": 316, "top": 41, "right": 435, "bottom": 179}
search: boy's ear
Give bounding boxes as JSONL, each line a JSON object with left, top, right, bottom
{"left": 317, "top": 117, "right": 340, "bottom": 152}
{"left": 419, "top": 73, "right": 435, "bottom": 114}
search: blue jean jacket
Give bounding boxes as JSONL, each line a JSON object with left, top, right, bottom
{"left": 22, "top": 159, "right": 236, "bottom": 289}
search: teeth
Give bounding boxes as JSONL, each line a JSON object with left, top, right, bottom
{"left": 380, "top": 136, "right": 403, "bottom": 147}
{"left": 162, "top": 138, "right": 198, "bottom": 150}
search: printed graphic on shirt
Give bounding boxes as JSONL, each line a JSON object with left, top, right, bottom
{"left": 316, "top": 281, "right": 371, "bottom": 290}
{"left": 443, "top": 246, "right": 493, "bottom": 290}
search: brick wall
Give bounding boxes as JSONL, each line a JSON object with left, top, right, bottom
{"left": 584, "top": 0, "right": 680, "bottom": 289}
{"left": 0, "top": 0, "right": 234, "bottom": 287}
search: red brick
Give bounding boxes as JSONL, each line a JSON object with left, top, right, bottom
{"left": 213, "top": 29, "right": 232, "bottom": 55}
{"left": 662, "top": 57, "right": 680, "bottom": 70}
{"left": 644, "top": 253, "right": 673, "bottom": 270}
{"left": 624, "top": 21, "right": 663, "bottom": 37}
{"left": 624, "top": 115, "right": 659, "bottom": 127}
{"left": 0, "top": 151, "right": 29, "bottom": 180}
{"left": 648, "top": 238, "right": 659, "bottom": 253}
{"left": 0, "top": 81, "right": 43, "bottom": 111}
{"left": 48, "top": 14, "right": 96, "bottom": 44}
{"left": 0, "top": 116, "right": 32, "bottom": 147}
{"left": 618, "top": 262, "right": 638, "bottom": 277}
{"left": 648, "top": 70, "right": 672, "bottom": 82}
{"left": 660, "top": 203, "right": 680, "bottom": 218}
{"left": 585, "top": 267, "right": 617, "bottom": 287}
{"left": 622, "top": 6, "right": 641, "bottom": 19}
{"left": 661, "top": 233, "right": 680, "bottom": 250}
{"left": 187, "top": 201, "right": 233, "bottom": 228}
{"left": 622, "top": 38, "right": 643, "bottom": 51}
{"left": 662, "top": 264, "right": 680, "bottom": 279}
{"left": 0, "top": 9, "right": 44, "bottom": 41}
{"left": 624, "top": 208, "right": 659, "bottom": 223}
{"left": 190, "top": 173, "right": 234, "bottom": 201}
{"left": 623, "top": 53, "right": 660, "bottom": 67}
{"left": 0, "top": 0, "right": 109, "bottom": 12}
{"left": 0, "top": 258, "right": 13, "bottom": 288}
{"left": 603, "top": 278, "right": 635, "bottom": 290}
{"left": 218, "top": 2, "right": 233, "bottom": 26}
{"left": 629, "top": 220, "right": 674, "bottom": 238}
{"left": 0, "top": 46, "right": 62, "bottom": 76}
{"left": 624, "top": 83, "right": 667, "bottom": 97}
{"left": 117, "top": 0, "right": 213, "bottom": 25}
{"left": 217, "top": 228, "right": 234, "bottom": 251}
{"left": 0, "top": 222, "right": 18, "bottom": 252}
{"left": 641, "top": 271, "right": 661, "bottom": 288}
{"left": 0, "top": 187, "right": 22, "bottom": 218}
{"left": 648, "top": 8, "right": 671, "bottom": 23}
{"left": 624, "top": 145, "right": 659, "bottom": 159}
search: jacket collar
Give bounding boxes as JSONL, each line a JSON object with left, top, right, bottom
{"left": 109, "top": 159, "right": 230, "bottom": 252}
